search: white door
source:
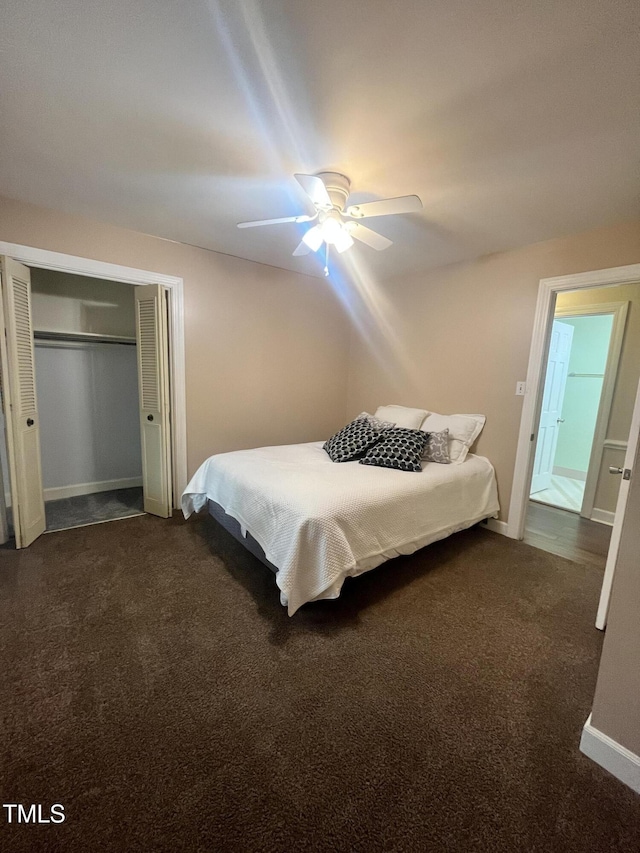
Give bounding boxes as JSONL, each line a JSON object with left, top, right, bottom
{"left": 595, "top": 376, "right": 640, "bottom": 630}
{"left": 0, "top": 386, "right": 10, "bottom": 545}
{"left": 0, "top": 256, "right": 46, "bottom": 547}
{"left": 135, "top": 284, "right": 172, "bottom": 518}
{"left": 530, "top": 320, "right": 574, "bottom": 494}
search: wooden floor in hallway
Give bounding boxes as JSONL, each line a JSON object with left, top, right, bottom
{"left": 524, "top": 501, "right": 612, "bottom": 569}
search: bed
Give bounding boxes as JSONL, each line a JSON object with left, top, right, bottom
{"left": 181, "top": 440, "right": 499, "bottom": 615}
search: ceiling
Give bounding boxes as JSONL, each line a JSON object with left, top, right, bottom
{"left": 1, "top": 0, "right": 639, "bottom": 280}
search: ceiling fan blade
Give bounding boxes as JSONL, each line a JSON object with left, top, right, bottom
{"left": 237, "top": 214, "right": 315, "bottom": 229}
{"left": 346, "top": 194, "right": 422, "bottom": 219}
{"left": 292, "top": 239, "right": 312, "bottom": 257}
{"left": 346, "top": 222, "right": 393, "bottom": 251}
{"left": 294, "top": 174, "right": 333, "bottom": 210}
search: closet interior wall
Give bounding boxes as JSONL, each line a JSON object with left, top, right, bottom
{"left": 30, "top": 269, "right": 142, "bottom": 504}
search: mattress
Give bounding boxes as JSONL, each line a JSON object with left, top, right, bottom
{"left": 207, "top": 498, "right": 278, "bottom": 574}
{"left": 182, "top": 441, "right": 500, "bottom": 615}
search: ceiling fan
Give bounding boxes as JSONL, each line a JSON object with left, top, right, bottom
{"left": 237, "top": 172, "right": 423, "bottom": 274}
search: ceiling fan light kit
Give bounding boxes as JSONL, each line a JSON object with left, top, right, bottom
{"left": 301, "top": 225, "right": 324, "bottom": 252}
{"left": 237, "top": 171, "right": 422, "bottom": 272}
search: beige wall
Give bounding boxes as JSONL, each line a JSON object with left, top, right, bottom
{"left": 345, "top": 220, "right": 640, "bottom": 519}
{"left": 0, "top": 195, "right": 351, "bottom": 478}
{"left": 3, "top": 190, "right": 640, "bottom": 521}
{"left": 590, "top": 435, "right": 640, "bottom": 757}
{"left": 31, "top": 269, "right": 136, "bottom": 337}
{"left": 556, "top": 284, "right": 640, "bottom": 515}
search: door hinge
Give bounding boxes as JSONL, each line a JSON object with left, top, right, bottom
{"left": 623, "top": 469, "right": 632, "bottom": 481}
{"left": 530, "top": 433, "right": 535, "bottom": 442}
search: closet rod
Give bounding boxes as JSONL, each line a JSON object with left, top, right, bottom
{"left": 34, "top": 330, "right": 136, "bottom": 346}
{"left": 568, "top": 372, "right": 604, "bottom": 378}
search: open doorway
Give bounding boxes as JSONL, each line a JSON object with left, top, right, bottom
{"left": 522, "top": 282, "right": 640, "bottom": 571}
{"left": 508, "top": 264, "right": 640, "bottom": 628}
{"left": 529, "top": 305, "right": 621, "bottom": 515}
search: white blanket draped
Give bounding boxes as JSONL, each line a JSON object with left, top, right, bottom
{"left": 182, "top": 442, "right": 499, "bottom": 615}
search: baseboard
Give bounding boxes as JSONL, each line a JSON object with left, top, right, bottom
{"left": 552, "top": 466, "right": 587, "bottom": 482}
{"left": 482, "top": 517, "right": 508, "bottom": 536}
{"left": 580, "top": 714, "right": 640, "bottom": 794}
{"left": 43, "top": 477, "right": 142, "bottom": 502}
{"left": 590, "top": 508, "right": 615, "bottom": 526}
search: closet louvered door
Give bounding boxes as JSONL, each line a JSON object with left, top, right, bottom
{"left": 0, "top": 256, "right": 46, "bottom": 547}
{"left": 135, "top": 284, "right": 172, "bottom": 517}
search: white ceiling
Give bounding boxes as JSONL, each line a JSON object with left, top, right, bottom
{"left": 1, "top": 0, "right": 639, "bottom": 279}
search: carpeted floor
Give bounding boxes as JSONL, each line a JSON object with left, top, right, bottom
{"left": 0, "top": 513, "right": 638, "bottom": 852}
{"left": 44, "top": 487, "right": 145, "bottom": 531}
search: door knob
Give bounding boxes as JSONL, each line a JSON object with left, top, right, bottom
{"left": 557, "top": 418, "right": 565, "bottom": 423}
{"left": 26, "top": 418, "right": 34, "bottom": 427}
{"left": 609, "top": 466, "right": 623, "bottom": 475}
{"left": 147, "top": 414, "right": 154, "bottom": 421}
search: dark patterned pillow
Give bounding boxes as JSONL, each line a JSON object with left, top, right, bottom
{"left": 422, "top": 428, "right": 451, "bottom": 463}
{"left": 324, "top": 417, "right": 386, "bottom": 463}
{"left": 359, "top": 428, "right": 430, "bottom": 472}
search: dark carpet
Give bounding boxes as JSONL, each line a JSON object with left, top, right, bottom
{"left": 0, "top": 513, "right": 638, "bottom": 853}
{"left": 44, "top": 487, "right": 144, "bottom": 532}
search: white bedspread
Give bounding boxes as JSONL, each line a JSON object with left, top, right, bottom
{"left": 182, "top": 442, "right": 499, "bottom": 615}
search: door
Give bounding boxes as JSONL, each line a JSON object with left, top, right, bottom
{"left": 595, "top": 376, "right": 640, "bottom": 629}
{"left": 135, "top": 284, "right": 172, "bottom": 518}
{"left": 0, "top": 256, "right": 46, "bottom": 547}
{"left": 0, "top": 385, "right": 10, "bottom": 545}
{"left": 530, "top": 319, "right": 574, "bottom": 494}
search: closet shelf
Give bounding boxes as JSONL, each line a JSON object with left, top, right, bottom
{"left": 34, "top": 330, "right": 136, "bottom": 346}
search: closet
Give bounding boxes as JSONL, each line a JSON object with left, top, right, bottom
{"left": 32, "top": 269, "right": 143, "bottom": 530}
{"left": 0, "top": 257, "right": 173, "bottom": 545}
{"left": 35, "top": 330, "right": 143, "bottom": 531}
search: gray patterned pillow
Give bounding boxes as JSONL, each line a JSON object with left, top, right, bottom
{"left": 324, "top": 417, "right": 386, "bottom": 463}
{"left": 359, "top": 428, "right": 429, "bottom": 472}
{"left": 422, "top": 429, "right": 451, "bottom": 463}
{"left": 356, "top": 411, "right": 396, "bottom": 432}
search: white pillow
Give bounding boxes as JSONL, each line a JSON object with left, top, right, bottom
{"left": 356, "top": 411, "right": 396, "bottom": 431}
{"left": 421, "top": 413, "right": 486, "bottom": 464}
{"left": 374, "top": 405, "right": 429, "bottom": 430}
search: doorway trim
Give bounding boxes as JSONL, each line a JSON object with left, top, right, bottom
{"left": 508, "top": 262, "right": 640, "bottom": 540}
{"left": 0, "top": 241, "right": 187, "bottom": 507}
{"left": 551, "top": 301, "right": 628, "bottom": 520}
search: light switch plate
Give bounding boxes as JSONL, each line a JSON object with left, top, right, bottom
{"left": 516, "top": 381, "right": 526, "bottom": 396}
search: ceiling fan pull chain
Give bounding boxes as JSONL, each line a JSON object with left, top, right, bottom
{"left": 324, "top": 243, "right": 330, "bottom": 277}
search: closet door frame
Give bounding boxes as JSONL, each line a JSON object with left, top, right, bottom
{"left": 0, "top": 242, "right": 187, "bottom": 509}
